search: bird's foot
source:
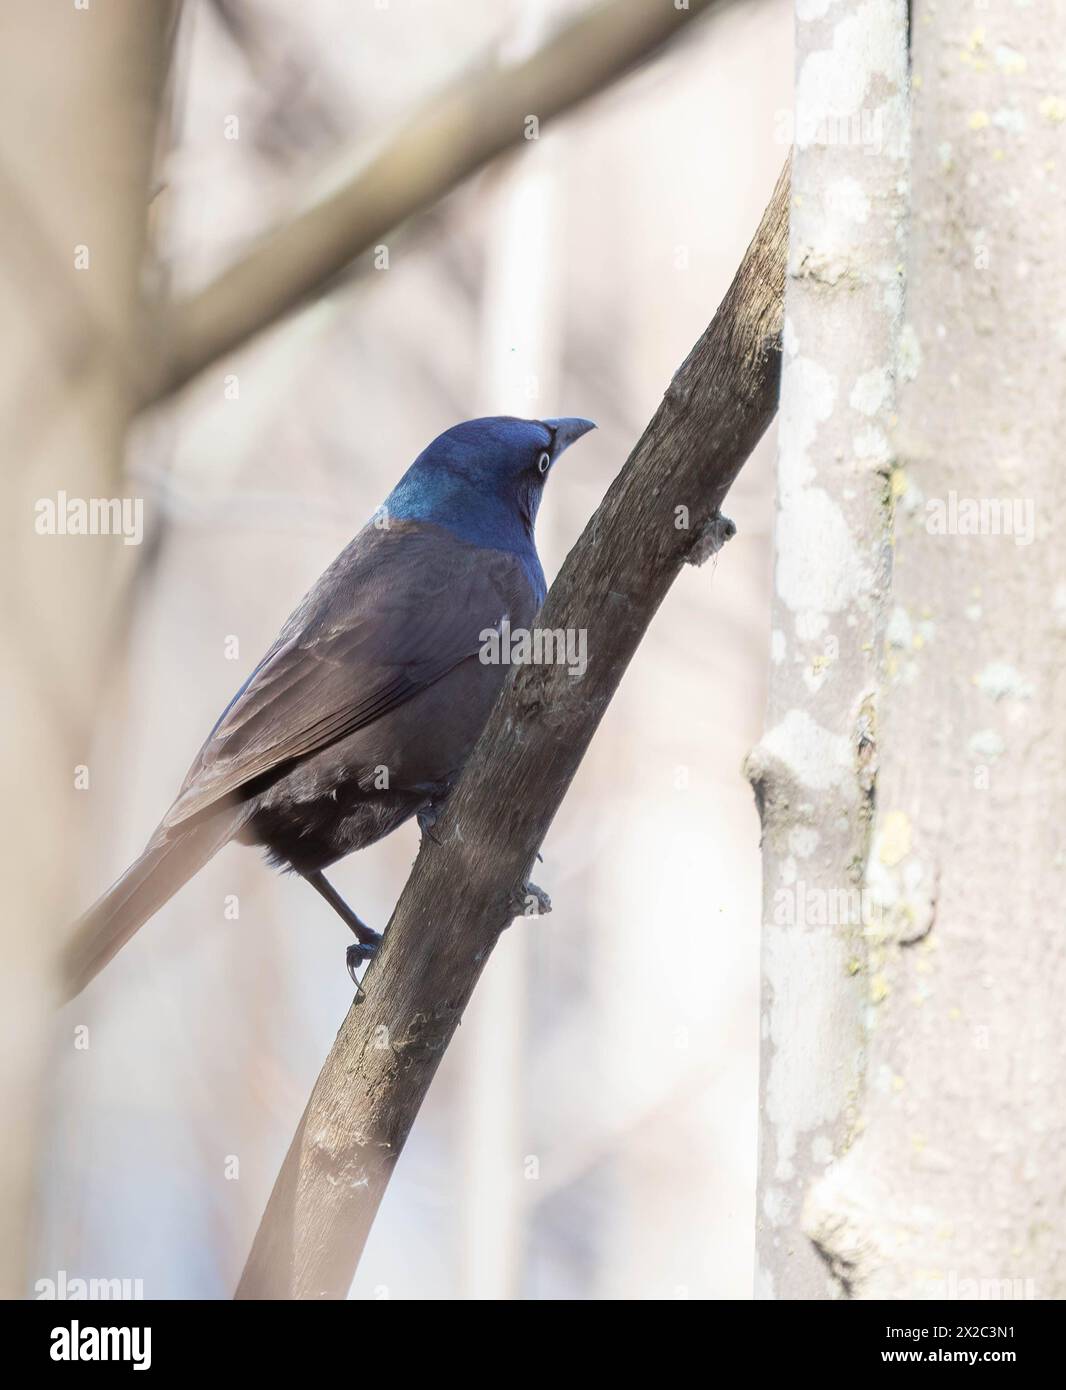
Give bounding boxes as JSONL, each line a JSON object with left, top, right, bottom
{"left": 346, "top": 935, "right": 380, "bottom": 996}
{"left": 509, "top": 882, "right": 552, "bottom": 919}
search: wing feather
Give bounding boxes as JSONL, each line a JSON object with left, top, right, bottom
{"left": 162, "top": 522, "right": 536, "bottom": 827}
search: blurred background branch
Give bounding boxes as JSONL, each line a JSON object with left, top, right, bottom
{"left": 0, "top": 0, "right": 177, "bottom": 1297}
{"left": 237, "top": 158, "right": 789, "bottom": 1300}
{"left": 147, "top": 0, "right": 724, "bottom": 406}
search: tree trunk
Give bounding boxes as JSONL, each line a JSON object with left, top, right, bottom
{"left": 0, "top": 0, "right": 172, "bottom": 1296}
{"left": 803, "top": 0, "right": 1066, "bottom": 1299}
{"left": 748, "top": 0, "right": 909, "bottom": 1299}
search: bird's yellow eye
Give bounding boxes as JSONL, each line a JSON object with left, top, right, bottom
{"left": 537, "top": 451, "right": 550, "bottom": 474}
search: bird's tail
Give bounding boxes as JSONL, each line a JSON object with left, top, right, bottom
{"left": 61, "top": 807, "right": 241, "bottom": 1001}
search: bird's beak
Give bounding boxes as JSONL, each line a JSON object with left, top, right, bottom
{"left": 543, "top": 417, "right": 596, "bottom": 458}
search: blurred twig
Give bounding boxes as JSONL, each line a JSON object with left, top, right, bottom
{"left": 236, "top": 157, "right": 791, "bottom": 1300}
{"left": 145, "top": 0, "right": 723, "bottom": 407}
{"left": 208, "top": 0, "right": 347, "bottom": 162}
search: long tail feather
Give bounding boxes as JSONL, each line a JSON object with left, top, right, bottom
{"left": 61, "top": 809, "right": 240, "bottom": 1001}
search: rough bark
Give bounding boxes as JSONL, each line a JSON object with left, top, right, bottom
{"left": 747, "top": 0, "right": 909, "bottom": 1299}
{"left": 236, "top": 159, "right": 790, "bottom": 1299}
{"left": 0, "top": 0, "right": 173, "bottom": 1296}
{"left": 147, "top": 0, "right": 722, "bottom": 406}
{"left": 803, "top": 0, "right": 1066, "bottom": 1299}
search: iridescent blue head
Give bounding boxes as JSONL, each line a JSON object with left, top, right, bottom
{"left": 383, "top": 416, "right": 596, "bottom": 562}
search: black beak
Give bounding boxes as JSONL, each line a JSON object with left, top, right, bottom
{"left": 542, "top": 417, "right": 597, "bottom": 458}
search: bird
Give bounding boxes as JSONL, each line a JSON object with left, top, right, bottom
{"left": 62, "top": 415, "right": 596, "bottom": 1000}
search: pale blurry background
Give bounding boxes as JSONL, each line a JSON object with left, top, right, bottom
{"left": 36, "top": 0, "right": 790, "bottom": 1299}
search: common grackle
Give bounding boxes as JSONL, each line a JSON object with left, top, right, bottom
{"left": 63, "top": 415, "right": 595, "bottom": 999}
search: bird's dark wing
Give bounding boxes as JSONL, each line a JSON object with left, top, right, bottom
{"left": 162, "top": 521, "right": 536, "bottom": 829}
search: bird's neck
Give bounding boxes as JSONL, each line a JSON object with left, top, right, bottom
{"left": 384, "top": 471, "right": 538, "bottom": 557}
{"left": 382, "top": 472, "right": 546, "bottom": 606}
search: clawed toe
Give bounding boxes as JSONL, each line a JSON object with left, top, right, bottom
{"left": 346, "top": 939, "right": 378, "bottom": 991}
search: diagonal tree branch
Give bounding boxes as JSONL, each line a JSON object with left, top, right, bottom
{"left": 236, "top": 158, "right": 790, "bottom": 1300}
{"left": 146, "top": 0, "right": 724, "bottom": 407}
